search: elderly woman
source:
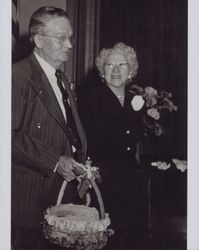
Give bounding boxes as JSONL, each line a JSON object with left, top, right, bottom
{"left": 78, "top": 42, "right": 146, "bottom": 246}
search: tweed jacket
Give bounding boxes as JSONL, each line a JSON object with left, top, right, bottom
{"left": 12, "top": 54, "right": 87, "bottom": 227}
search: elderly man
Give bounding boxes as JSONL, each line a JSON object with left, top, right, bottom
{"left": 12, "top": 6, "right": 87, "bottom": 249}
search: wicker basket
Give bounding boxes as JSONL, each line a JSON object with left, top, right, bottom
{"left": 43, "top": 177, "right": 113, "bottom": 249}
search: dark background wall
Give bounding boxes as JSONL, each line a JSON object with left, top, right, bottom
{"left": 100, "top": 0, "right": 187, "bottom": 88}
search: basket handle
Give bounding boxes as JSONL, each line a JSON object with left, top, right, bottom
{"left": 56, "top": 180, "right": 68, "bottom": 206}
{"left": 56, "top": 179, "right": 105, "bottom": 220}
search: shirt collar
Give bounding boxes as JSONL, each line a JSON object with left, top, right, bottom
{"left": 34, "top": 52, "right": 56, "bottom": 80}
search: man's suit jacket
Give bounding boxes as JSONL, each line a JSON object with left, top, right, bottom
{"left": 12, "top": 53, "right": 87, "bottom": 228}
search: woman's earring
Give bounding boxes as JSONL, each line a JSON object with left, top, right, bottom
{"left": 127, "top": 75, "right": 133, "bottom": 84}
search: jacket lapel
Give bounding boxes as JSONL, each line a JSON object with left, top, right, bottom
{"left": 29, "top": 54, "right": 67, "bottom": 131}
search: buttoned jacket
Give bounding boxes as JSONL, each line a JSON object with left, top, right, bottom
{"left": 78, "top": 83, "right": 144, "bottom": 163}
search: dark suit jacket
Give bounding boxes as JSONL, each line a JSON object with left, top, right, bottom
{"left": 12, "top": 54, "right": 87, "bottom": 227}
{"left": 78, "top": 83, "right": 144, "bottom": 163}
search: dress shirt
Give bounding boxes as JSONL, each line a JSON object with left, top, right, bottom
{"left": 34, "top": 52, "right": 66, "bottom": 120}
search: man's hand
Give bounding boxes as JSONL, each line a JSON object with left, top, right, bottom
{"left": 56, "top": 156, "right": 78, "bottom": 181}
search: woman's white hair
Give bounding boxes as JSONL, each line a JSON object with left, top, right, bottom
{"left": 95, "top": 42, "right": 138, "bottom": 79}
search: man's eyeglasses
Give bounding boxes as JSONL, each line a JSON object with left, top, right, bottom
{"left": 39, "top": 34, "right": 75, "bottom": 44}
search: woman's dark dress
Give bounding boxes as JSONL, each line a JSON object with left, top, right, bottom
{"left": 78, "top": 83, "right": 147, "bottom": 245}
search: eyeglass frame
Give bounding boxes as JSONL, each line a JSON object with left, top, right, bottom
{"left": 105, "top": 62, "right": 128, "bottom": 69}
{"left": 38, "top": 33, "right": 75, "bottom": 44}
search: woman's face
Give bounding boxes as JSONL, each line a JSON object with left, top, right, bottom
{"left": 104, "top": 52, "right": 131, "bottom": 90}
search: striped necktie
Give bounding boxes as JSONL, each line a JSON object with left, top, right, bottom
{"left": 55, "top": 69, "right": 82, "bottom": 150}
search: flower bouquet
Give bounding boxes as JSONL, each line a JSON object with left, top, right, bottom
{"left": 43, "top": 161, "right": 114, "bottom": 249}
{"left": 129, "top": 85, "right": 178, "bottom": 137}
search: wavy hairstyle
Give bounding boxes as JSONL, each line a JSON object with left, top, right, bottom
{"left": 95, "top": 42, "right": 138, "bottom": 81}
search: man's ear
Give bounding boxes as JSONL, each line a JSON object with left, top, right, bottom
{"left": 34, "top": 34, "right": 43, "bottom": 49}
{"left": 128, "top": 70, "right": 133, "bottom": 79}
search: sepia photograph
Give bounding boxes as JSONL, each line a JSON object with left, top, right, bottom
{"left": 1, "top": 0, "right": 198, "bottom": 249}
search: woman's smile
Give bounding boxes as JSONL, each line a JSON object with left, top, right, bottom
{"left": 111, "top": 75, "right": 121, "bottom": 79}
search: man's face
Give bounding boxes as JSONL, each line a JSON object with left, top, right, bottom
{"left": 36, "top": 16, "right": 73, "bottom": 68}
